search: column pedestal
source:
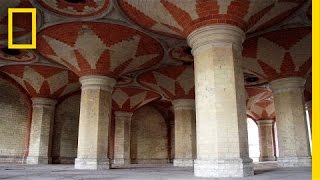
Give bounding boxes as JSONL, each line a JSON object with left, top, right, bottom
{"left": 270, "top": 77, "right": 311, "bottom": 167}
{"left": 75, "top": 75, "right": 116, "bottom": 170}
{"left": 113, "top": 111, "right": 132, "bottom": 166}
{"left": 257, "top": 120, "right": 276, "bottom": 161}
{"left": 27, "top": 98, "right": 57, "bottom": 164}
{"left": 187, "top": 25, "right": 253, "bottom": 177}
{"left": 172, "top": 99, "right": 196, "bottom": 167}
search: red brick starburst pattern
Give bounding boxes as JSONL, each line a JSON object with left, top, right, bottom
{"left": 0, "top": 65, "right": 80, "bottom": 98}
{"left": 37, "top": 22, "right": 164, "bottom": 77}
{"left": 242, "top": 27, "right": 311, "bottom": 82}
{"left": 169, "top": 46, "right": 193, "bottom": 62}
{"left": 0, "top": 0, "right": 33, "bottom": 40}
{"left": 117, "top": 0, "right": 303, "bottom": 38}
{"left": 246, "top": 87, "right": 274, "bottom": 120}
{"left": 0, "top": 46, "right": 36, "bottom": 62}
{"left": 112, "top": 87, "right": 161, "bottom": 112}
{"left": 137, "top": 65, "right": 195, "bottom": 100}
{"left": 36, "top": 0, "right": 110, "bottom": 18}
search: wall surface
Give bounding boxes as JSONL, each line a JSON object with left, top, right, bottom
{"left": 52, "top": 94, "right": 80, "bottom": 164}
{"left": 130, "top": 105, "right": 169, "bottom": 164}
{"left": 0, "top": 78, "right": 30, "bottom": 163}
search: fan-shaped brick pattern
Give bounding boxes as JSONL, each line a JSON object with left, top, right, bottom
{"left": 0, "top": 0, "right": 33, "bottom": 40}
{"left": 36, "top": 0, "right": 110, "bottom": 18}
{"left": 246, "top": 87, "right": 275, "bottom": 120}
{"left": 243, "top": 27, "right": 311, "bottom": 82}
{"left": 137, "top": 66, "right": 194, "bottom": 100}
{"left": 118, "top": 0, "right": 303, "bottom": 38}
{"left": 112, "top": 87, "right": 161, "bottom": 112}
{"left": 0, "top": 46, "right": 36, "bottom": 62}
{"left": 37, "top": 22, "right": 164, "bottom": 77}
{"left": 0, "top": 65, "right": 80, "bottom": 98}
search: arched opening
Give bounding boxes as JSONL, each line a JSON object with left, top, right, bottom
{"left": 247, "top": 118, "right": 260, "bottom": 162}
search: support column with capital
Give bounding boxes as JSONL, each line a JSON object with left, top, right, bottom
{"left": 257, "top": 120, "right": 276, "bottom": 161}
{"left": 26, "top": 98, "right": 57, "bottom": 164}
{"left": 270, "top": 77, "right": 311, "bottom": 167}
{"left": 187, "top": 25, "right": 253, "bottom": 177}
{"left": 75, "top": 75, "right": 116, "bottom": 170}
{"left": 113, "top": 111, "right": 132, "bottom": 166}
{"left": 172, "top": 99, "right": 196, "bottom": 167}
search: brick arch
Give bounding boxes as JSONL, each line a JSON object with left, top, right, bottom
{"left": 112, "top": 87, "right": 161, "bottom": 112}
{"left": 36, "top": 22, "right": 164, "bottom": 77}
{"left": 0, "top": 72, "right": 33, "bottom": 162}
{"left": 137, "top": 65, "right": 195, "bottom": 100}
{"left": 117, "top": 0, "right": 303, "bottom": 38}
{"left": 0, "top": 64, "right": 80, "bottom": 98}
{"left": 35, "top": 0, "right": 111, "bottom": 18}
{"left": 0, "top": 46, "right": 36, "bottom": 62}
{"left": 0, "top": 0, "right": 34, "bottom": 40}
{"left": 246, "top": 87, "right": 275, "bottom": 121}
{"left": 242, "top": 27, "right": 312, "bottom": 82}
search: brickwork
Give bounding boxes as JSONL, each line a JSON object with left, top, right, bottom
{"left": 52, "top": 94, "right": 80, "bottom": 164}
{"left": 118, "top": 0, "right": 303, "bottom": 37}
{"left": 130, "top": 105, "right": 169, "bottom": 164}
{"left": 0, "top": 78, "right": 30, "bottom": 163}
{"left": 270, "top": 77, "right": 311, "bottom": 167}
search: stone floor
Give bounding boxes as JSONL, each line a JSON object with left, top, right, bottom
{"left": 0, "top": 162, "right": 311, "bottom": 180}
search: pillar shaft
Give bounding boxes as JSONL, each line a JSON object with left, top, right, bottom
{"left": 27, "top": 98, "right": 57, "bottom": 164}
{"left": 257, "top": 120, "right": 276, "bottom": 161}
{"left": 172, "top": 99, "right": 196, "bottom": 167}
{"left": 113, "top": 111, "right": 132, "bottom": 166}
{"left": 270, "top": 77, "right": 311, "bottom": 167}
{"left": 187, "top": 25, "right": 253, "bottom": 177}
{"left": 75, "top": 75, "right": 116, "bottom": 170}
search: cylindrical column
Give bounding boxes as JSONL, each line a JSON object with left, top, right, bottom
{"left": 27, "top": 97, "right": 57, "bottom": 164}
{"left": 187, "top": 25, "right": 253, "bottom": 177}
{"left": 75, "top": 75, "right": 116, "bottom": 170}
{"left": 257, "top": 120, "right": 276, "bottom": 161}
{"left": 113, "top": 111, "right": 133, "bottom": 166}
{"left": 172, "top": 99, "right": 196, "bottom": 167}
{"left": 270, "top": 77, "right": 311, "bottom": 167}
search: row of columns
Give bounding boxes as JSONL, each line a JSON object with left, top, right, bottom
{"left": 23, "top": 25, "right": 311, "bottom": 178}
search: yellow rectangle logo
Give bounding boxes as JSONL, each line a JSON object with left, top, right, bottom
{"left": 8, "top": 8, "right": 37, "bottom": 49}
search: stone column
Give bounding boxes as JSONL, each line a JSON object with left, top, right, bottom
{"left": 172, "top": 99, "right": 196, "bottom": 167}
{"left": 187, "top": 25, "right": 253, "bottom": 177}
{"left": 113, "top": 111, "right": 132, "bottom": 166}
{"left": 270, "top": 77, "right": 311, "bottom": 167}
{"left": 305, "top": 101, "right": 312, "bottom": 134}
{"left": 27, "top": 97, "right": 57, "bottom": 164}
{"left": 75, "top": 75, "right": 116, "bottom": 170}
{"left": 257, "top": 120, "right": 276, "bottom": 161}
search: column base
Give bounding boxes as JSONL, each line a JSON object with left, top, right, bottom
{"left": 75, "top": 158, "right": 111, "bottom": 170}
{"left": 113, "top": 158, "right": 130, "bottom": 166}
{"left": 259, "top": 156, "right": 277, "bottom": 162}
{"left": 277, "top": 157, "right": 311, "bottom": 167}
{"left": 194, "top": 158, "right": 254, "bottom": 177}
{"left": 173, "top": 159, "right": 194, "bottom": 167}
{"left": 26, "top": 156, "right": 51, "bottom": 164}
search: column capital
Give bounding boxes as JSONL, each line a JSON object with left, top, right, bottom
{"left": 270, "top": 77, "right": 305, "bottom": 95}
{"left": 187, "top": 25, "right": 245, "bottom": 54}
{"left": 114, "top": 111, "right": 133, "bottom": 119}
{"left": 31, "top": 97, "right": 57, "bottom": 108}
{"left": 256, "top": 119, "right": 274, "bottom": 126}
{"left": 172, "top": 99, "right": 195, "bottom": 110}
{"left": 79, "top": 75, "right": 116, "bottom": 92}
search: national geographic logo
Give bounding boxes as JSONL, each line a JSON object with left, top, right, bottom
{"left": 7, "top": 8, "right": 37, "bottom": 49}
